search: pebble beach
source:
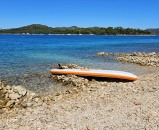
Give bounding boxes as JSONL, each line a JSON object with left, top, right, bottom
{"left": 0, "top": 52, "right": 159, "bottom": 130}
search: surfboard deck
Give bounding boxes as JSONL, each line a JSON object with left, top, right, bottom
{"left": 50, "top": 69, "right": 137, "bottom": 81}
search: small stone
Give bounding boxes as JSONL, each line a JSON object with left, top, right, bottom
{"left": 9, "top": 93, "right": 21, "bottom": 100}
{"left": 26, "top": 102, "right": 33, "bottom": 107}
{"left": 137, "top": 52, "right": 142, "bottom": 56}
{"left": 0, "top": 98, "right": 9, "bottom": 107}
{"left": 1, "top": 108, "right": 8, "bottom": 113}
{"left": 34, "top": 97, "right": 40, "bottom": 103}
{"left": 134, "top": 101, "right": 141, "bottom": 105}
{"left": 14, "top": 86, "right": 27, "bottom": 96}
{"left": 55, "top": 95, "right": 63, "bottom": 101}
{"left": 6, "top": 100, "right": 15, "bottom": 107}
{"left": 6, "top": 85, "right": 11, "bottom": 90}
{"left": 43, "top": 97, "right": 48, "bottom": 102}
{"left": 36, "top": 100, "right": 43, "bottom": 106}
{"left": 0, "top": 81, "right": 5, "bottom": 89}
{"left": 132, "top": 52, "right": 137, "bottom": 56}
{"left": 149, "top": 52, "right": 156, "bottom": 56}
{"left": 0, "top": 92, "right": 5, "bottom": 99}
{"left": 29, "top": 92, "right": 36, "bottom": 97}
{"left": 5, "top": 93, "right": 9, "bottom": 98}
{"left": 72, "top": 87, "right": 78, "bottom": 93}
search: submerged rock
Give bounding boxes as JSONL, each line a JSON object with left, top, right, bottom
{"left": 13, "top": 86, "right": 27, "bottom": 96}
{"left": 96, "top": 52, "right": 109, "bottom": 56}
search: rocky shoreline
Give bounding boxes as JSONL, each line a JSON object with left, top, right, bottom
{"left": 96, "top": 52, "right": 159, "bottom": 67}
{"left": 0, "top": 64, "right": 91, "bottom": 114}
{"left": 0, "top": 54, "right": 159, "bottom": 129}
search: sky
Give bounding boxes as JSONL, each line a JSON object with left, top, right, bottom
{"left": 0, "top": 0, "right": 159, "bottom": 29}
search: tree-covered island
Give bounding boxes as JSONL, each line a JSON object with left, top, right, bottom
{"left": 0, "top": 24, "right": 151, "bottom": 35}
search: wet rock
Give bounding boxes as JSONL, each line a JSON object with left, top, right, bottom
{"left": 132, "top": 52, "right": 137, "bottom": 56}
{"left": 67, "top": 64, "right": 79, "bottom": 69}
{"left": 137, "top": 52, "right": 143, "bottom": 56}
{"left": 13, "top": 86, "right": 27, "bottom": 96}
{"left": 149, "top": 52, "right": 156, "bottom": 56}
{"left": 96, "top": 52, "right": 109, "bottom": 56}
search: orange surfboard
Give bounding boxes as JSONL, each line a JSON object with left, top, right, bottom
{"left": 50, "top": 69, "right": 137, "bottom": 81}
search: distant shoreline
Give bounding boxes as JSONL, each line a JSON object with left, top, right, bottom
{"left": 0, "top": 33, "right": 157, "bottom": 36}
{"left": 0, "top": 24, "right": 152, "bottom": 35}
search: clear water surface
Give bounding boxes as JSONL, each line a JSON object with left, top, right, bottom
{"left": 0, "top": 34, "right": 159, "bottom": 78}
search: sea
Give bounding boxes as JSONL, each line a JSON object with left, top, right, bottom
{"left": 0, "top": 35, "right": 159, "bottom": 93}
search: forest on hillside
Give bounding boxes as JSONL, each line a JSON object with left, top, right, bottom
{"left": 0, "top": 24, "right": 151, "bottom": 35}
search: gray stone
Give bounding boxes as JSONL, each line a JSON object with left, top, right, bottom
{"left": 14, "top": 86, "right": 27, "bottom": 96}
{"left": 149, "top": 52, "right": 156, "bottom": 56}
{"left": 137, "top": 52, "right": 142, "bottom": 56}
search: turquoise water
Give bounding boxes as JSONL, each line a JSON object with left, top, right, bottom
{"left": 0, "top": 35, "right": 159, "bottom": 78}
